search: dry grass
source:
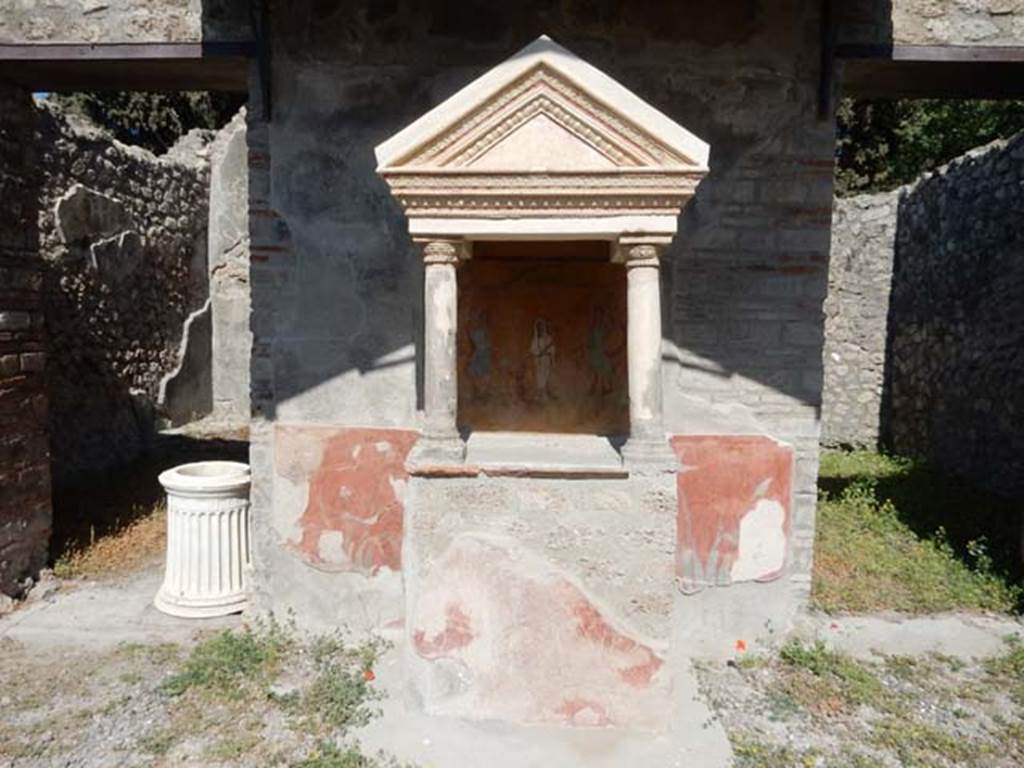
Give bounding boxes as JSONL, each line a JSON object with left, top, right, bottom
{"left": 53, "top": 500, "right": 167, "bottom": 580}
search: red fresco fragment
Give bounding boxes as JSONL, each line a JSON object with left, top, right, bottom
{"left": 290, "top": 428, "right": 417, "bottom": 575}
{"left": 671, "top": 434, "right": 794, "bottom": 588}
{"left": 570, "top": 597, "right": 663, "bottom": 686}
{"left": 413, "top": 603, "right": 475, "bottom": 659}
{"left": 556, "top": 698, "right": 610, "bottom": 727}
{"left": 409, "top": 535, "right": 668, "bottom": 728}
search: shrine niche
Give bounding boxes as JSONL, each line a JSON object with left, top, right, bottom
{"left": 457, "top": 241, "right": 628, "bottom": 435}
{"left": 375, "top": 36, "right": 711, "bottom": 730}
{"left": 376, "top": 34, "right": 710, "bottom": 467}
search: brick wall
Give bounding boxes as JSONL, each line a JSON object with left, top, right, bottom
{"left": 0, "top": 86, "right": 51, "bottom": 597}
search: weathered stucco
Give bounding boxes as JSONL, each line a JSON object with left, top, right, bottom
{"left": 246, "top": 1, "right": 831, "bottom": 657}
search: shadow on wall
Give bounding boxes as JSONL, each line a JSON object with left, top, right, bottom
{"left": 253, "top": 1, "right": 835, "bottom": 429}
{"left": 37, "top": 103, "right": 213, "bottom": 490}
{"left": 880, "top": 133, "right": 1024, "bottom": 501}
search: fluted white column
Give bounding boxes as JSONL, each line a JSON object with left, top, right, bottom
{"left": 155, "top": 461, "right": 251, "bottom": 618}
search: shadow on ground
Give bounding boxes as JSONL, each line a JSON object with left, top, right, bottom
{"left": 50, "top": 429, "right": 249, "bottom": 567}
{"left": 819, "top": 452, "right": 1024, "bottom": 608}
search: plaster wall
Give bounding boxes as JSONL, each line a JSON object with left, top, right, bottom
{"left": 249, "top": 1, "right": 832, "bottom": 653}
{"left": 209, "top": 109, "right": 251, "bottom": 421}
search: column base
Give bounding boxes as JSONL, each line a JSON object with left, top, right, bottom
{"left": 407, "top": 434, "right": 466, "bottom": 470}
{"left": 620, "top": 437, "right": 678, "bottom": 475}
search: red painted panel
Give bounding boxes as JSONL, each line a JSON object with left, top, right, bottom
{"left": 671, "top": 435, "right": 794, "bottom": 589}
{"left": 280, "top": 427, "right": 417, "bottom": 575}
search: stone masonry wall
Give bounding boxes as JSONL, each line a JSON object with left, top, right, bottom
{"left": 824, "top": 132, "right": 1024, "bottom": 498}
{"left": 840, "top": 0, "right": 1024, "bottom": 47}
{"left": 888, "top": 133, "right": 1024, "bottom": 497}
{"left": 0, "top": 86, "right": 50, "bottom": 597}
{"left": 822, "top": 192, "right": 896, "bottom": 447}
{"left": 248, "top": 1, "right": 834, "bottom": 650}
{"left": 0, "top": 0, "right": 250, "bottom": 44}
{"left": 37, "top": 103, "right": 211, "bottom": 487}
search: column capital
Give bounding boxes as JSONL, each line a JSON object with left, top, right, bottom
{"left": 614, "top": 236, "right": 669, "bottom": 267}
{"left": 417, "top": 238, "right": 469, "bottom": 265}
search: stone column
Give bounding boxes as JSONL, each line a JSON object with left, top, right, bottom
{"left": 412, "top": 239, "right": 465, "bottom": 464}
{"left": 621, "top": 242, "right": 674, "bottom": 468}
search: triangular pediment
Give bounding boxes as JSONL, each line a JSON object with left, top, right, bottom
{"left": 376, "top": 37, "right": 709, "bottom": 173}
{"left": 375, "top": 36, "right": 710, "bottom": 239}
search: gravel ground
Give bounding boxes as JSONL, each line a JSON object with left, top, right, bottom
{"left": 696, "top": 635, "right": 1024, "bottom": 767}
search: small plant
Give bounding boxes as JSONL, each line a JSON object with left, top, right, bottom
{"left": 778, "top": 640, "right": 887, "bottom": 713}
{"left": 160, "top": 619, "right": 291, "bottom": 699}
{"left": 295, "top": 741, "right": 407, "bottom": 768}
{"left": 296, "top": 632, "right": 385, "bottom": 735}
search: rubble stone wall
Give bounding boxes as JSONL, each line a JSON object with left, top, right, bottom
{"left": 0, "top": 86, "right": 50, "bottom": 597}
{"left": 37, "top": 103, "right": 211, "bottom": 487}
{"left": 0, "top": 0, "right": 251, "bottom": 44}
{"left": 822, "top": 192, "right": 896, "bottom": 447}
{"left": 839, "top": 0, "right": 1024, "bottom": 47}
{"left": 824, "top": 132, "right": 1024, "bottom": 498}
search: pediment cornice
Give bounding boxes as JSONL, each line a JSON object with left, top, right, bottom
{"left": 375, "top": 36, "right": 710, "bottom": 239}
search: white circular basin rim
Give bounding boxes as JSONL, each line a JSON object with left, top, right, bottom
{"left": 159, "top": 460, "right": 251, "bottom": 493}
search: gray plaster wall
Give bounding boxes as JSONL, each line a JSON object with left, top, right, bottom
{"left": 821, "top": 192, "right": 897, "bottom": 448}
{"left": 208, "top": 109, "right": 250, "bottom": 421}
{"left": 247, "top": 1, "right": 834, "bottom": 648}
{"left": 0, "top": 0, "right": 250, "bottom": 44}
{"left": 823, "top": 132, "right": 1024, "bottom": 498}
{"left": 840, "top": 0, "right": 1024, "bottom": 46}
{"left": 36, "top": 103, "right": 211, "bottom": 487}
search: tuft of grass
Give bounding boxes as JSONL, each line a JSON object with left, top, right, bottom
{"left": 870, "top": 716, "right": 990, "bottom": 766}
{"left": 160, "top": 619, "right": 291, "bottom": 699}
{"left": 813, "top": 450, "right": 1022, "bottom": 615}
{"left": 984, "top": 637, "right": 1024, "bottom": 704}
{"left": 778, "top": 640, "right": 887, "bottom": 714}
{"left": 294, "top": 633, "right": 385, "bottom": 735}
{"left": 295, "top": 741, "right": 407, "bottom": 768}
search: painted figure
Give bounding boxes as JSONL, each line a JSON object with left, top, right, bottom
{"left": 588, "top": 305, "right": 615, "bottom": 395}
{"left": 529, "top": 318, "right": 555, "bottom": 399}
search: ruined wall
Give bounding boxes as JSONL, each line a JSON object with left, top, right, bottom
{"left": 249, "top": 1, "right": 832, "bottom": 655}
{"left": 209, "top": 108, "right": 250, "bottom": 421}
{"left": 0, "top": 86, "right": 50, "bottom": 597}
{"left": 839, "top": 0, "right": 1024, "bottom": 47}
{"left": 888, "top": 133, "right": 1024, "bottom": 497}
{"left": 38, "top": 104, "right": 211, "bottom": 487}
{"left": 823, "top": 133, "right": 1024, "bottom": 497}
{"left": 821, "top": 192, "right": 896, "bottom": 447}
{"left": 0, "top": 0, "right": 250, "bottom": 43}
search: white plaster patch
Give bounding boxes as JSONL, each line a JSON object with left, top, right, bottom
{"left": 730, "top": 499, "right": 786, "bottom": 583}
{"left": 316, "top": 531, "right": 351, "bottom": 568}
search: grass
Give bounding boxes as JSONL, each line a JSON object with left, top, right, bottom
{"left": 144, "top": 621, "right": 398, "bottom": 766}
{"left": 50, "top": 428, "right": 248, "bottom": 580}
{"left": 813, "top": 450, "right": 1023, "bottom": 615}
{"left": 160, "top": 619, "right": 292, "bottom": 699}
{"left": 716, "top": 639, "right": 1024, "bottom": 768}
